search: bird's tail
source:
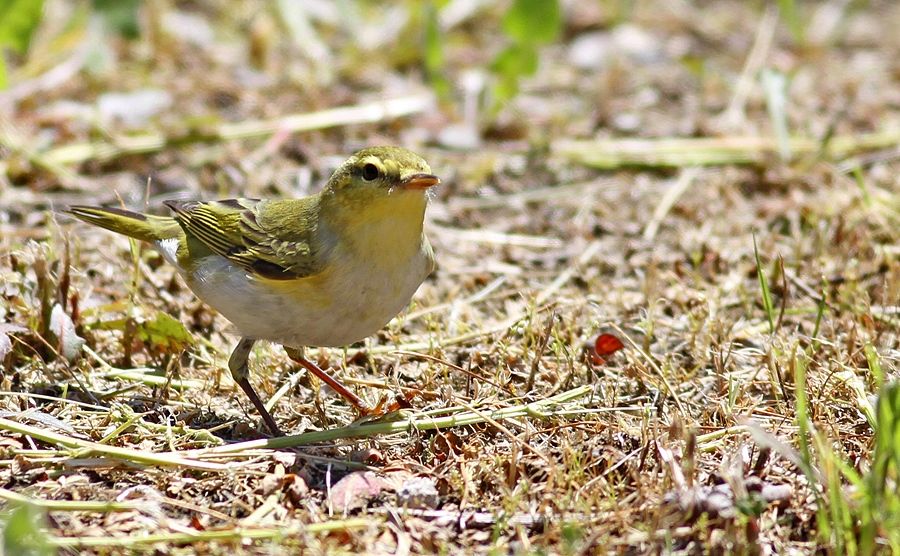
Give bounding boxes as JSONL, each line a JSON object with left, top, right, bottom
{"left": 66, "top": 205, "right": 182, "bottom": 243}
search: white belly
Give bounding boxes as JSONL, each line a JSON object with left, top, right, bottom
{"left": 160, "top": 241, "right": 431, "bottom": 347}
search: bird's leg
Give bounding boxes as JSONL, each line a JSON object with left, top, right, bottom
{"left": 229, "top": 338, "right": 283, "bottom": 437}
{"left": 283, "top": 346, "right": 372, "bottom": 414}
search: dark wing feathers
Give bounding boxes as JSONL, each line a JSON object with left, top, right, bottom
{"left": 165, "top": 198, "right": 326, "bottom": 280}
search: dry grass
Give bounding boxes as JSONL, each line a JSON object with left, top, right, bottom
{"left": 1, "top": 1, "right": 898, "bottom": 554}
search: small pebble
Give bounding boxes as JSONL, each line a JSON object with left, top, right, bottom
{"left": 397, "top": 476, "right": 440, "bottom": 509}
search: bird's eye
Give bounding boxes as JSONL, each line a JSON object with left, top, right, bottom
{"left": 361, "top": 163, "right": 380, "bottom": 181}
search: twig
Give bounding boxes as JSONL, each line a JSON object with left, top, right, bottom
{"left": 642, "top": 167, "right": 702, "bottom": 241}
{"left": 264, "top": 371, "right": 303, "bottom": 412}
{"left": 83, "top": 345, "right": 205, "bottom": 390}
{"left": 456, "top": 400, "right": 552, "bottom": 465}
{"left": 0, "top": 488, "right": 141, "bottom": 512}
{"left": 553, "top": 131, "right": 900, "bottom": 169}
{"left": 186, "top": 385, "right": 593, "bottom": 455}
{"left": 41, "top": 94, "right": 434, "bottom": 166}
{"left": 620, "top": 526, "right": 695, "bottom": 545}
{"left": 101, "top": 368, "right": 206, "bottom": 391}
{"left": 694, "top": 425, "right": 750, "bottom": 451}
{"left": 0, "top": 417, "right": 229, "bottom": 471}
{"left": 47, "top": 518, "right": 372, "bottom": 549}
{"left": 0, "top": 486, "right": 233, "bottom": 522}
{"left": 783, "top": 267, "right": 827, "bottom": 305}
{"left": 719, "top": 6, "right": 778, "bottom": 130}
{"left": 0, "top": 391, "right": 107, "bottom": 411}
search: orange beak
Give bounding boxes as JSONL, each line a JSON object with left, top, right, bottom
{"left": 401, "top": 173, "right": 441, "bottom": 190}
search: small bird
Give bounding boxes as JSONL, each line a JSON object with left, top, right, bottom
{"left": 68, "top": 146, "right": 439, "bottom": 436}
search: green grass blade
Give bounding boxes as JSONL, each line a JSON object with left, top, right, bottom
{"left": 753, "top": 234, "right": 775, "bottom": 334}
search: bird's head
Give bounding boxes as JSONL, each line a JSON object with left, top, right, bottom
{"left": 320, "top": 147, "right": 439, "bottom": 241}
{"left": 325, "top": 146, "right": 439, "bottom": 201}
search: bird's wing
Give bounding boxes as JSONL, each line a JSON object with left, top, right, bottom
{"left": 164, "top": 198, "right": 328, "bottom": 280}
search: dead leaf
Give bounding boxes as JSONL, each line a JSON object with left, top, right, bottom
{"left": 49, "top": 304, "right": 85, "bottom": 361}
{"left": 0, "top": 332, "right": 11, "bottom": 361}
{"left": 259, "top": 473, "right": 284, "bottom": 496}
{"left": 93, "top": 311, "right": 193, "bottom": 353}
{"left": 284, "top": 475, "right": 310, "bottom": 508}
{"left": 0, "top": 323, "right": 28, "bottom": 361}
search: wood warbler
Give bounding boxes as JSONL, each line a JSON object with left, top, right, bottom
{"left": 68, "top": 146, "right": 439, "bottom": 436}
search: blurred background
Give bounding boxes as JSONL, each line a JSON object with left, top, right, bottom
{"left": 0, "top": 1, "right": 899, "bottom": 553}
{"left": 2, "top": 1, "right": 896, "bottom": 204}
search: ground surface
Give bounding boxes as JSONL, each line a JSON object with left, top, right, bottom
{"left": 0, "top": 1, "right": 898, "bottom": 554}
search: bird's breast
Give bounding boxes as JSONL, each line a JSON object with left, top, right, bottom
{"left": 180, "top": 236, "right": 433, "bottom": 347}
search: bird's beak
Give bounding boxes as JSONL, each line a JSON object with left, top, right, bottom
{"left": 400, "top": 173, "right": 441, "bottom": 190}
